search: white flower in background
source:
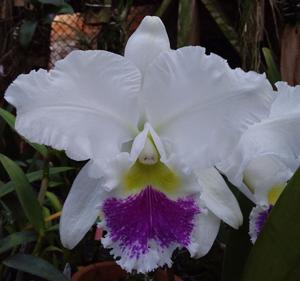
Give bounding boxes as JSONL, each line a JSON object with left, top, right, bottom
{"left": 219, "top": 82, "right": 300, "bottom": 243}
{"left": 5, "top": 16, "right": 274, "bottom": 272}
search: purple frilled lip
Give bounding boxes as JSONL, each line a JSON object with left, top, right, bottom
{"left": 255, "top": 205, "right": 273, "bottom": 234}
{"left": 102, "top": 186, "right": 201, "bottom": 259}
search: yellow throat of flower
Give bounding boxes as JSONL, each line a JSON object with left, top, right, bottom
{"left": 267, "top": 184, "right": 285, "bottom": 205}
{"left": 123, "top": 137, "right": 181, "bottom": 195}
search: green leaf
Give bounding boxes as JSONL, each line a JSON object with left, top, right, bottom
{"left": 46, "top": 224, "right": 59, "bottom": 232}
{"left": 0, "top": 107, "right": 15, "bottom": 128}
{"left": 56, "top": 3, "right": 74, "bottom": 13}
{"left": 155, "top": 0, "right": 172, "bottom": 17}
{"left": 43, "top": 206, "right": 51, "bottom": 218}
{"left": 199, "top": 0, "right": 240, "bottom": 53}
{"left": 0, "top": 108, "right": 48, "bottom": 157}
{"left": 242, "top": 168, "right": 300, "bottom": 281}
{"left": 43, "top": 245, "right": 63, "bottom": 254}
{"left": 19, "top": 20, "right": 38, "bottom": 48}
{"left": 3, "top": 254, "right": 68, "bottom": 281}
{"left": 0, "top": 166, "right": 73, "bottom": 198}
{"left": 222, "top": 191, "right": 254, "bottom": 281}
{"left": 0, "top": 154, "right": 44, "bottom": 234}
{"left": 177, "top": 0, "right": 195, "bottom": 47}
{"left": 0, "top": 231, "right": 37, "bottom": 254}
{"left": 46, "top": 191, "right": 62, "bottom": 212}
{"left": 30, "top": 143, "right": 48, "bottom": 157}
{"left": 49, "top": 181, "right": 64, "bottom": 187}
{"left": 262, "top": 47, "right": 281, "bottom": 84}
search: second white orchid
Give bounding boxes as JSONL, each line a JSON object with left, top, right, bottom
{"left": 219, "top": 82, "right": 300, "bottom": 243}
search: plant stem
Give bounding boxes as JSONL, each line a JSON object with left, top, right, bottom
{"left": 24, "top": 211, "right": 62, "bottom": 230}
{"left": 32, "top": 234, "right": 43, "bottom": 256}
{"left": 38, "top": 157, "right": 49, "bottom": 204}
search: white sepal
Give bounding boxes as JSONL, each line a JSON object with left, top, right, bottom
{"left": 197, "top": 168, "right": 243, "bottom": 229}
{"left": 60, "top": 161, "right": 107, "bottom": 249}
{"left": 125, "top": 16, "right": 170, "bottom": 74}
{"left": 187, "top": 207, "right": 220, "bottom": 258}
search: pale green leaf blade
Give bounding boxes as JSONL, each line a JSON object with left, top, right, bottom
{"left": 46, "top": 191, "right": 62, "bottom": 212}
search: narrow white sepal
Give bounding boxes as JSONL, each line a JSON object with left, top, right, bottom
{"left": 60, "top": 161, "right": 106, "bottom": 249}
{"left": 197, "top": 168, "right": 243, "bottom": 229}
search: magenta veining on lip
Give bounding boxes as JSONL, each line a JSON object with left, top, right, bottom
{"left": 102, "top": 186, "right": 200, "bottom": 258}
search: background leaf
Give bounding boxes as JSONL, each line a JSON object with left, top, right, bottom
{"left": 19, "top": 20, "right": 38, "bottom": 48}
{"left": 0, "top": 107, "right": 48, "bottom": 156}
{"left": 0, "top": 166, "right": 73, "bottom": 198}
{"left": 262, "top": 47, "right": 281, "bottom": 84}
{"left": 0, "top": 154, "right": 44, "bottom": 234}
{"left": 177, "top": 0, "right": 196, "bottom": 47}
{"left": 55, "top": 3, "right": 74, "bottom": 14}
{"left": 199, "top": 0, "right": 240, "bottom": 53}
{"left": 3, "top": 254, "right": 68, "bottom": 281}
{"left": 46, "top": 191, "right": 62, "bottom": 212}
{"left": 0, "top": 107, "right": 15, "bottom": 128}
{"left": 242, "top": 168, "right": 300, "bottom": 281}
{"left": 0, "top": 231, "right": 37, "bottom": 254}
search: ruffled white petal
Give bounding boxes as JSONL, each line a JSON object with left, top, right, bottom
{"left": 187, "top": 208, "right": 220, "bottom": 258}
{"left": 5, "top": 50, "right": 141, "bottom": 162}
{"left": 243, "top": 155, "right": 292, "bottom": 204}
{"left": 142, "top": 46, "right": 274, "bottom": 170}
{"left": 124, "top": 16, "right": 170, "bottom": 74}
{"left": 196, "top": 168, "right": 243, "bottom": 229}
{"left": 218, "top": 82, "right": 300, "bottom": 194}
{"left": 60, "top": 161, "right": 107, "bottom": 249}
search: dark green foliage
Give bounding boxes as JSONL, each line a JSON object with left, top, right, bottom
{"left": 3, "top": 254, "right": 68, "bottom": 281}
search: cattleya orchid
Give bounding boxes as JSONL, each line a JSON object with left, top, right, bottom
{"left": 5, "top": 16, "right": 274, "bottom": 272}
{"left": 219, "top": 82, "right": 300, "bottom": 243}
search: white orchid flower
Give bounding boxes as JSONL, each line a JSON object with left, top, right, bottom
{"left": 5, "top": 16, "right": 274, "bottom": 272}
{"left": 218, "top": 82, "right": 300, "bottom": 243}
